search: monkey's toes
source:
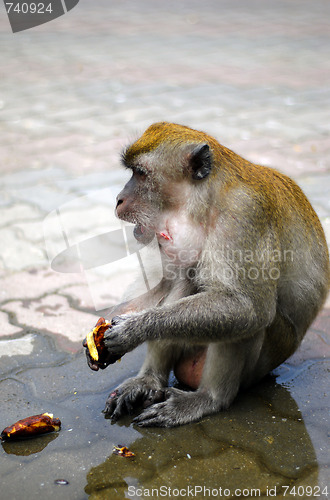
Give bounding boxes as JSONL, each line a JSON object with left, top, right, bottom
{"left": 142, "top": 389, "right": 166, "bottom": 408}
{"left": 103, "top": 390, "right": 120, "bottom": 416}
{"left": 133, "top": 402, "right": 179, "bottom": 428}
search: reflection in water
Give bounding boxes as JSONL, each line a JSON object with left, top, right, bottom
{"left": 1, "top": 432, "right": 59, "bottom": 456}
{"left": 85, "top": 377, "right": 318, "bottom": 499}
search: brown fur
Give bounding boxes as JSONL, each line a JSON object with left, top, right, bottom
{"left": 85, "top": 122, "right": 330, "bottom": 427}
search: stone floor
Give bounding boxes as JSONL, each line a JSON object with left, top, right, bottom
{"left": 0, "top": 1, "right": 329, "bottom": 499}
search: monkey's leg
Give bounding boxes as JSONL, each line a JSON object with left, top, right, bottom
{"left": 133, "top": 335, "right": 263, "bottom": 427}
{"left": 104, "top": 341, "right": 178, "bottom": 421}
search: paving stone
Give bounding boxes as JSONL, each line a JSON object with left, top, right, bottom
{"left": 0, "top": 0, "right": 329, "bottom": 497}
{"left": 59, "top": 284, "right": 94, "bottom": 310}
{"left": 12, "top": 220, "right": 47, "bottom": 244}
{"left": 0, "top": 268, "right": 86, "bottom": 304}
{"left": 0, "top": 203, "right": 41, "bottom": 226}
{"left": 0, "top": 227, "right": 48, "bottom": 270}
{"left": 0, "top": 311, "right": 22, "bottom": 336}
{"left": 2, "top": 294, "right": 97, "bottom": 348}
{"left": 0, "top": 333, "right": 34, "bottom": 356}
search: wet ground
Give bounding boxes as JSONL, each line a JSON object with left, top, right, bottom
{"left": 1, "top": 1, "right": 330, "bottom": 499}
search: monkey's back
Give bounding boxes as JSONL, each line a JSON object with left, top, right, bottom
{"left": 215, "top": 148, "right": 329, "bottom": 365}
{"left": 258, "top": 166, "right": 328, "bottom": 367}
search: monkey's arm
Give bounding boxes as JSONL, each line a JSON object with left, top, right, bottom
{"left": 103, "top": 287, "right": 277, "bottom": 357}
{"left": 108, "top": 278, "right": 173, "bottom": 317}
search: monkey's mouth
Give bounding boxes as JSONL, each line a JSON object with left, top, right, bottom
{"left": 133, "top": 223, "right": 155, "bottom": 245}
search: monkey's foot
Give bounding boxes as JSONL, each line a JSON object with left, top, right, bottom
{"left": 103, "top": 375, "right": 165, "bottom": 422}
{"left": 133, "top": 389, "right": 219, "bottom": 427}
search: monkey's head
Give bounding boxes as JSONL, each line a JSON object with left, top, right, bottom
{"left": 116, "top": 122, "right": 217, "bottom": 245}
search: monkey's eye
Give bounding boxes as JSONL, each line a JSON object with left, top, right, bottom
{"left": 133, "top": 166, "right": 146, "bottom": 177}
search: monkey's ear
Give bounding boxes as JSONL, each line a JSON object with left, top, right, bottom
{"left": 190, "top": 143, "right": 212, "bottom": 180}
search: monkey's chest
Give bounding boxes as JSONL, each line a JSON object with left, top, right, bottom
{"left": 156, "top": 214, "right": 205, "bottom": 267}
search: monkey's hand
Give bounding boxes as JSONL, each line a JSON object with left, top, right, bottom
{"left": 83, "top": 335, "right": 122, "bottom": 371}
{"left": 103, "top": 375, "right": 166, "bottom": 421}
{"left": 103, "top": 314, "right": 144, "bottom": 357}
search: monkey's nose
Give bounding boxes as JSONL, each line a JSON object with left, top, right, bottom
{"left": 116, "top": 197, "right": 126, "bottom": 217}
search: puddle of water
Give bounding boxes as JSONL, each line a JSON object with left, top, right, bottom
{"left": 0, "top": 330, "right": 329, "bottom": 500}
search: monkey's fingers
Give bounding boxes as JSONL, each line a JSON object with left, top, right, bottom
{"left": 83, "top": 336, "right": 122, "bottom": 371}
{"left": 103, "top": 333, "right": 128, "bottom": 357}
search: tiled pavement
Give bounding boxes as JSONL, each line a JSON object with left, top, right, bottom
{"left": 0, "top": 1, "right": 329, "bottom": 498}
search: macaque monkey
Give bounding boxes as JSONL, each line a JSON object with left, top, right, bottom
{"left": 84, "top": 122, "right": 330, "bottom": 427}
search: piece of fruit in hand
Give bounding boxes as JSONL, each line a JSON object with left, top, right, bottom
{"left": 1, "top": 413, "right": 61, "bottom": 441}
{"left": 86, "top": 317, "right": 110, "bottom": 362}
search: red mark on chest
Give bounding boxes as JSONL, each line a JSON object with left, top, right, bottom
{"left": 159, "top": 231, "right": 171, "bottom": 241}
